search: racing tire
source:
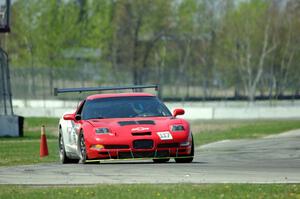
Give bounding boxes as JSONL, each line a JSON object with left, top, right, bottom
{"left": 59, "top": 130, "right": 78, "bottom": 164}
{"left": 175, "top": 137, "right": 194, "bottom": 163}
{"left": 153, "top": 158, "right": 170, "bottom": 163}
{"left": 78, "top": 132, "right": 88, "bottom": 164}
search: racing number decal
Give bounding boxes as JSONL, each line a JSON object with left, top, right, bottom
{"left": 67, "top": 121, "right": 78, "bottom": 145}
{"left": 157, "top": 131, "right": 173, "bottom": 140}
{"left": 67, "top": 127, "right": 72, "bottom": 143}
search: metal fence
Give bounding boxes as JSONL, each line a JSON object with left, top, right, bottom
{"left": 10, "top": 64, "right": 114, "bottom": 100}
{"left": 9, "top": 64, "right": 215, "bottom": 101}
{"left": 0, "top": 47, "right": 13, "bottom": 115}
{"left": 8, "top": 64, "right": 300, "bottom": 102}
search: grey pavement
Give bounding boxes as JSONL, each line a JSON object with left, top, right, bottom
{"left": 0, "top": 130, "right": 300, "bottom": 185}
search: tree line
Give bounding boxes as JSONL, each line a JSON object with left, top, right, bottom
{"left": 7, "top": 0, "right": 300, "bottom": 101}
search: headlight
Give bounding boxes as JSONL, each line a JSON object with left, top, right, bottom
{"left": 171, "top": 124, "right": 185, "bottom": 132}
{"left": 180, "top": 141, "right": 190, "bottom": 146}
{"left": 90, "top": 144, "right": 104, "bottom": 150}
{"left": 95, "top": 128, "right": 110, "bottom": 134}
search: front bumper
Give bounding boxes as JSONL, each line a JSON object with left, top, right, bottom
{"left": 87, "top": 144, "right": 192, "bottom": 160}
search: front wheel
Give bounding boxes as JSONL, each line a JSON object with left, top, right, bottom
{"left": 175, "top": 137, "right": 194, "bottom": 163}
{"left": 59, "top": 130, "right": 78, "bottom": 164}
{"left": 78, "top": 132, "right": 87, "bottom": 164}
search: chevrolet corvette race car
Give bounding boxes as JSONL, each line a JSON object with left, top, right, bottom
{"left": 55, "top": 85, "right": 194, "bottom": 164}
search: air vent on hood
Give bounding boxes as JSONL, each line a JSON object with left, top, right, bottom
{"left": 118, "top": 120, "right": 155, "bottom": 126}
{"left": 138, "top": 120, "right": 155, "bottom": 125}
{"left": 118, "top": 121, "right": 136, "bottom": 126}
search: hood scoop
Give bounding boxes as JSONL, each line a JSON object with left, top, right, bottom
{"left": 118, "top": 120, "right": 155, "bottom": 126}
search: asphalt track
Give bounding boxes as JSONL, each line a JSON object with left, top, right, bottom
{"left": 0, "top": 130, "right": 300, "bottom": 185}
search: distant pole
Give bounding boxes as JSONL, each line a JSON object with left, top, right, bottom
{"left": 0, "top": 49, "right": 7, "bottom": 115}
{"left": 0, "top": 0, "right": 23, "bottom": 138}
{"left": 3, "top": 48, "right": 12, "bottom": 115}
{"left": 0, "top": 45, "right": 12, "bottom": 115}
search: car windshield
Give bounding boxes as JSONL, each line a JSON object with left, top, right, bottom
{"left": 81, "top": 96, "right": 172, "bottom": 120}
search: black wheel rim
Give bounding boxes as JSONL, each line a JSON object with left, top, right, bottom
{"left": 80, "top": 136, "right": 86, "bottom": 159}
{"left": 59, "top": 134, "right": 64, "bottom": 160}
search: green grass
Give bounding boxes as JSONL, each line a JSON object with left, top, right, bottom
{"left": 192, "top": 120, "right": 300, "bottom": 146}
{"left": 23, "top": 117, "right": 59, "bottom": 139}
{"left": 0, "top": 117, "right": 59, "bottom": 166}
{"left": 0, "top": 140, "right": 58, "bottom": 166}
{"left": 1, "top": 118, "right": 300, "bottom": 166}
{"left": 0, "top": 184, "right": 299, "bottom": 199}
{"left": 24, "top": 117, "right": 59, "bottom": 130}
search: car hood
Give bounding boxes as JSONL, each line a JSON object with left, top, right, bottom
{"left": 86, "top": 117, "right": 188, "bottom": 133}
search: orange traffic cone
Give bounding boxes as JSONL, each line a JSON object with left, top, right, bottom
{"left": 40, "top": 125, "right": 49, "bottom": 157}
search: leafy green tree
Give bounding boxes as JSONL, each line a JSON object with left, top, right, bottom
{"left": 265, "top": 0, "right": 300, "bottom": 98}
{"left": 36, "top": 0, "right": 79, "bottom": 94}
{"left": 8, "top": 0, "right": 43, "bottom": 97}
{"left": 6, "top": 0, "right": 300, "bottom": 101}
{"left": 221, "top": 0, "right": 276, "bottom": 101}
{"left": 108, "top": 0, "right": 172, "bottom": 85}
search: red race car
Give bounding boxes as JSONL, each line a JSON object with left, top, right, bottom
{"left": 55, "top": 85, "right": 194, "bottom": 164}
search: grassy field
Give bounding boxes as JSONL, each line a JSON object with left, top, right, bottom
{"left": 1, "top": 118, "right": 300, "bottom": 166}
{"left": 0, "top": 184, "right": 299, "bottom": 199}
{"left": 192, "top": 119, "right": 300, "bottom": 146}
{"left": 0, "top": 117, "right": 59, "bottom": 166}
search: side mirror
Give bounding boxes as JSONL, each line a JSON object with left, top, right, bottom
{"left": 63, "top": 114, "right": 75, "bottom": 121}
{"left": 173, "top": 108, "right": 185, "bottom": 118}
{"left": 75, "top": 114, "right": 81, "bottom": 121}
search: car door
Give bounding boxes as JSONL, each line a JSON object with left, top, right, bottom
{"left": 64, "top": 100, "right": 85, "bottom": 153}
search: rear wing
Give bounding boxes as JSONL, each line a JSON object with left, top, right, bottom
{"left": 54, "top": 85, "right": 159, "bottom": 96}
